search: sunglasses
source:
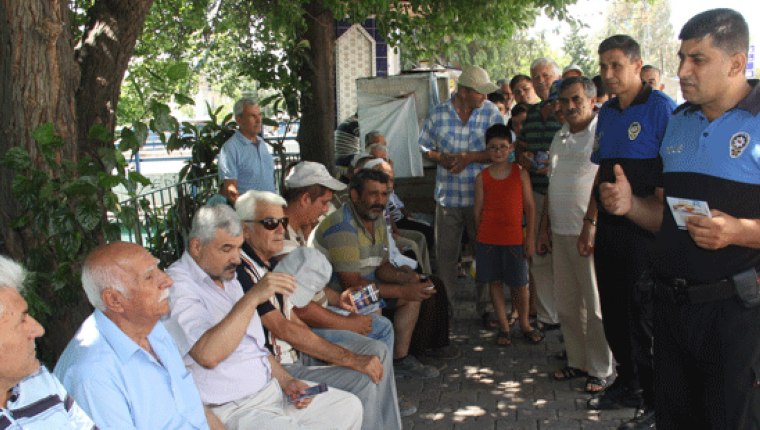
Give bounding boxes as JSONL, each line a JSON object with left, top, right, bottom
{"left": 244, "top": 216, "right": 289, "bottom": 230}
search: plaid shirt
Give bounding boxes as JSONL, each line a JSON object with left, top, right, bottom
{"left": 418, "top": 97, "right": 504, "bottom": 207}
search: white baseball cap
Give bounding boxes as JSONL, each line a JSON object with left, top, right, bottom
{"left": 285, "top": 161, "right": 347, "bottom": 191}
{"left": 457, "top": 65, "right": 499, "bottom": 95}
{"left": 273, "top": 248, "right": 332, "bottom": 308}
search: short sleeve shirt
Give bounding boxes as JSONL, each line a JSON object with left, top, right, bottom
{"left": 418, "top": 97, "right": 504, "bottom": 207}
{"left": 218, "top": 131, "right": 276, "bottom": 193}
{"left": 313, "top": 202, "right": 389, "bottom": 291}
{"left": 519, "top": 103, "right": 562, "bottom": 193}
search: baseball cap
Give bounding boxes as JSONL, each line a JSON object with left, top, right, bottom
{"left": 563, "top": 64, "right": 583, "bottom": 76}
{"left": 285, "top": 161, "right": 346, "bottom": 191}
{"left": 273, "top": 248, "right": 332, "bottom": 308}
{"left": 544, "top": 79, "right": 563, "bottom": 104}
{"left": 457, "top": 65, "right": 499, "bottom": 95}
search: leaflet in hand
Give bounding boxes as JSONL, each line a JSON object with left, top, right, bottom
{"left": 666, "top": 197, "right": 711, "bottom": 230}
{"left": 352, "top": 284, "right": 385, "bottom": 315}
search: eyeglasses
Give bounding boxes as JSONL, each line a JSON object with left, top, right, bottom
{"left": 243, "top": 217, "right": 289, "bottom": 230}
{"left": 487, "top": 145, "right": 510, "bottom": 152}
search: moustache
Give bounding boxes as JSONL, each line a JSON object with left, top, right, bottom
{"left": 566, "top": 108, "right": 580, "bottom": 116}
{"left": 224, "top": 263, "right": 237, "bottom": 272}
{"left": 159, "top": 289, "right": 170, "bottom": 302}
{"left": 370, "top": 205, "right": 385, "bottom": 211}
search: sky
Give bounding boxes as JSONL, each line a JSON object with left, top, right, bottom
{"left": 535, "top": 0, "right": 757, "bottom": 54}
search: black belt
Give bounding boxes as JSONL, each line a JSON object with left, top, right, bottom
{"left": 656, "top": 276, "right": 736, "bottom": 305}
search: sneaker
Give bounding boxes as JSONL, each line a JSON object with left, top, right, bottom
{"left": 587, "top": 380, "right": 642, "bottom": 410}
{"left": 618, "top": 407, "right": 655, "bottom": 429}
{"left": 422, "top": 345, "right": 461, "bottom": 360}
{"left": 398, "top": 396, "right": 418, "bottom": 417}
{"left": 394, "top": 355, "right": 440, "bottom": 379}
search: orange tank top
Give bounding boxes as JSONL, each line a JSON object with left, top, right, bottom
{"left": 477, "top": 163, "right": 524, "bottom": 245}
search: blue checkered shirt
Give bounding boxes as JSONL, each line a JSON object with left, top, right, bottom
{"left": 418, "top": 97, "right": 504, "bottom": 207}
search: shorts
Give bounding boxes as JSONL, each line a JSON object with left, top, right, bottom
{"left": 475, "top": 242, "right": 529, "bottom": 287}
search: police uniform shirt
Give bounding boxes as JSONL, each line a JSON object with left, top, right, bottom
{"left": 654, "top": 80, "right": 760, "bottom": 282}
{"left": 592, "top": 85, "right": 676, "bottom": 227}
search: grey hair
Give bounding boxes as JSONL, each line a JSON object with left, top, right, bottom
{"left": 530, "top": 58, "right": 561, "bottom": 77}
{"left": 559, "top": 76, "right": 597, "bottom": 99}
{"left": 235, "top": 190, "right": 287, "bottom": 222}
{"left": 233, "top": 97, "right": 259, "bottom": 117}
{"left": 366, "top": 143, "right": 388, "bottom": 158}
{"left": 0, "top": 255, "right": 26, "bottom": 317}
{"left": 81, "top": 256, "right": 129, "bottom": 312}
{"left": 189, "top": 204, "right": 243, "bottom": 245}
{"left": 364, "top": 130, "right": 385, "bottom": 147}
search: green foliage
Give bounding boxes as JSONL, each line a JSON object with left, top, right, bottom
{"left": 0, "top": 123, "right": 150, "bottom": 346}
{"left": 562, "top": 21, "right": 598, "bottom": 77}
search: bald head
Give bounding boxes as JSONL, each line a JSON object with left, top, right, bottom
{"left": 81, "top": 242, "right": 146, "bottom": 311}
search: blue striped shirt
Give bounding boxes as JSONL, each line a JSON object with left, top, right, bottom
{"left": 418, "top": 97, "right": 504, "bottom": 207}
{"left": 1, "top": 367, "right": 94, "bottom": 430}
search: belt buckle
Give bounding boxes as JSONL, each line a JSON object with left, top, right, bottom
{"left": 671, "top": 278, "right": 689, "bottom": 304}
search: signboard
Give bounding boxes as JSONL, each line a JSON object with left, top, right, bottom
{"left": 747, "top": 45, "right": 755, "bottom": 78}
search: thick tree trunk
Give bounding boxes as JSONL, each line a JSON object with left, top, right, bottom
{"left": 297, "top": 1, "right": 336, "bottom": 172}
{"left": 0, "top": 0, "right": 80, "bottom": 258}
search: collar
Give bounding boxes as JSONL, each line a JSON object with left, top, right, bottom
{"left": 346, "top": 201, "right": 376, "bottom": 238}
{"left": 93, "top": 310, "right": 161, "bottom": 365}
{"left": 235, "top": 130, "right": 262, "bottom": 145}
{"left": 241, "top": 242, "right": 277, "bottom": 270}
{"left": 606, "top": 82, "right": 651, "bottom": 112}
{"left": 675, "top": 79, "right": 760, "bottom": 117}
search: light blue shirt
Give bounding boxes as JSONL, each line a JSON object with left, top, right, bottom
{"left": 218, "top": 130, "right": 276, "bottom": 193}
{"left": 418, "top": 97, "right": 504, "bottom": 207}
{"left": 54, "top": 311, "right": 208, "bottom": 430}
{"left": 1, "top": 367, "right": 94, "bottom": 429}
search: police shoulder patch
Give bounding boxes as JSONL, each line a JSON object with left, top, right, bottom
{"left": 729, "top": 131, "right": 751, "bottom": 158}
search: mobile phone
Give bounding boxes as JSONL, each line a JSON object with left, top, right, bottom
{"left": 289, "top": 383, "right": 328, "bottom": 403}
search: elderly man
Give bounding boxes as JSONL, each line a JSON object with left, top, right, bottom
{"left": 234, "top": 190, "right": 403, "bottom": 428}
{"left": 0, "top": 256, "right": 94, "bottom": 429}
{"left": 166, "top": 204, "right": 362, "bottom": 429}
{"left": 601, "top": 9, "right": 760, "bottom": 429}
{"left": 314, "top": 169, "right": 442, "bottom": 378}
{"left": 418, "top": 64, "right": 503, "bottom": 325}
{"left": 640, "top": 65, "right": 665, "bottom": 91}
{"left": 54, "top": 243, "right": 214, "bottom": 429}
{"left": 537, "top": 77, "right": 613, "bottom": 394}
{"left": 516, "top": 57, "right": 564, "bottom": 333}
{"left": 218, "top": 97, "right": 276, "bottom": 203}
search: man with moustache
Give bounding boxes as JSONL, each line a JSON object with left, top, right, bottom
{"left": 55, "top": 242, "right": 213, "bottom": 429}
{"left": 582, "top": 35, "right": 675, "bottom": 429}
{"left": 600, "top": 9, "right": 760, "bottom": 428}
{"left": 640, "top": 65, "right": 665, "bottom": 91}
{"left": 0, "top": 255, "right": 94, "bottom": 429}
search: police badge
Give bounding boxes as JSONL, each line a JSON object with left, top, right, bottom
{"left": 729, "top": 132, "right": 750, "bottom": 158}
{"left": 628, "top": 122, "right": 641, "bottom": 141}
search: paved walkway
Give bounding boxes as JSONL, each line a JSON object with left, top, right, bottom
{"left": 396, "top": 274, "right": 637, "bottom": 430}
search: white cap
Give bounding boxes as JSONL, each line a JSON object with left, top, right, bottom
{"left": 361, "top": 158, "right": 385, "bottom": 170}
{"left": 285, "top": 161, "right": 346, "bottom": 191}
{"left": 457, "top": 65, "right": 499, "bottom": 95}
{"left": 273, "top": 248, "right": 332, "bottom": 308}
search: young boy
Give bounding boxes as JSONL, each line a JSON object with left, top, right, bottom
{"left": 474, "top": 124, "right": 542, "bottom": 345}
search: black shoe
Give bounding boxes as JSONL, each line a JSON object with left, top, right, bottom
{"left": 587, "top": 380, "right": 642, "bottom": 410}
{"left": 618, "top": 407, "right": 655, "bottom": 429}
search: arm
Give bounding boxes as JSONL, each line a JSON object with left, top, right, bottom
{"left": 686, "top": 212, "right": 760, "bottom": 250}
{"left": 292, "top": 301, "right": 372, "bottom": 335}
{"left": 578, "top": 171, "right": 599, "bottom": 257}
{"left": 220, "top": 179, "right": 239, "bottom": 204}
{"left": 473, "top": 172, "right": 484, "bottom": 230}
{"left": 267, "top": 356, "right": 312, "bottom": 409}
{"left": 521, "top": 168, "right": 536, "bottom": 257}
{"left": 599, "top": 164, "right": 663, "bottom": 232}
{"left": 537, "top": 192, "right": 551, "bottom": 255}
{"left": 260, "top": 310, "right": 383, "bottom": 383}
{"left": 189, "top": 273, "right": 296, "bottom": 368}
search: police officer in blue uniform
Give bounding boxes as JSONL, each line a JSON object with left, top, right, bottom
{"left": 581, "top": 35, "right": 675, "bottom": 429}
{"left": 601, "top": 9, "right": 760, "bottom": 429}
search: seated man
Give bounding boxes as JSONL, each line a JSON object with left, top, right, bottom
{"left": 313, "top": 169, "right": 441, "bottom": 378}
{"left": 54, "top": 243, "right": 214, "bottom": 429}
{"left": 0, "top": 255, "right": 94, "bottom": 429}
{"left": 234, "top": 190, "right": 402, "bottom": 429}
{"left": 165, "top": 204, "right": 362, "bottom": 429}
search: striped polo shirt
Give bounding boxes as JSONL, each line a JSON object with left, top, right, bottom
{"left": 519, "top": 103, "right": 562, "bottom": 193}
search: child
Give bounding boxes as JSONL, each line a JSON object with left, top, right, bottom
{"left": 474, "top": 124, "right": 542, "bottom": 346}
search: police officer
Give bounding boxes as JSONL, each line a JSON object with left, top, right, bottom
{"left": 601, "top": 8, "right": 760, "bottom": 429}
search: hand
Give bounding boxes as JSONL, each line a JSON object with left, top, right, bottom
{"left": 599, "top": 164, "right": 633, "bottom": 216}
{"left": 282, "top": 379, "right": 313, "bottom": 409}
{"left": 351, "top": 354, "right": 384, "bottom": 384}
{"left": 517, "top": 151, "right": 535, "bottom": 170}
{"left": 577, "top": 222, "right": 596, "bottom": 257}
{"left": 402, "top": 281, "right": 436, "bottom": 301}
{"left": 537, "top": 229, "right": 551, "bottom": 255}
{"left": 524, "top": 240, "right": 536, "bottom": 258}
{"left": 448, "top": 152, "right": 471, "bottom": 174}
{"left": 397, "top": 266, "right": 420, "bottom": 283}
{"left": 338, "top": 289, "right": 358, "bottom": 313}
{"left": 439, "top": 152, "right": 456, "bottom": 170}
{"left": 248, "top": 272, "right": 296, "bottom": 303}
{"left": 345, "top": 313, "right": 373, "bottom": 336}
{"left": 686, "top": 209, "right": 739, "bottom": 250}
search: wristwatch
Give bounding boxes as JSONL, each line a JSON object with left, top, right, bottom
{"left": 583, "top": 217, "right": 597, "bottom": 226}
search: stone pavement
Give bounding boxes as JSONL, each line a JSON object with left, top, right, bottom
{"left": 396, "top": 274, "right": 638, "bottom": 430}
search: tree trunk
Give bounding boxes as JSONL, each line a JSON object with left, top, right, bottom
{"left": 296, "top": 1, "right": 336, "bottom": 172}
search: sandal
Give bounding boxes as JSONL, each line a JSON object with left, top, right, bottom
{"left": 521, "top": 328, "right": 544, "bottom": 344}
{"left": 495, "top": 330, "right": 512, "bottom": 347}
{"left": 585, "top": 376, "right": 609, "bottom": 394}
{"left": 553, "top": 366, "right": 587, "bottom": 381}
{"left": 481, "top": 312, "right": 499, "bottom": 329}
